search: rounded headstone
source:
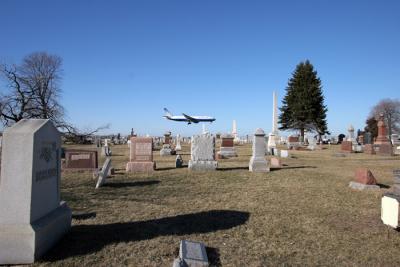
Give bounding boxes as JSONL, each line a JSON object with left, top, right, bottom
{"left": 254, "top": 128, "right": 265, "bottom": 136}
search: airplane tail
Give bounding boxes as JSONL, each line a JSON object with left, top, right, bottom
{"left": 163, "top": 108, "right": 173, "bottom": 118}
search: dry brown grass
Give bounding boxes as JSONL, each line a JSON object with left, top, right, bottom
{"left": 35, "top": 143, "right": 400, "bottom": 266}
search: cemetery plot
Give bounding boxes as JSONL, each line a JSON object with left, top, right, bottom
{"left": 7, "top": 141, "right": 400, "bottom": 266}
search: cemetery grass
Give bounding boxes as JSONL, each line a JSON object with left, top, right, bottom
{"left": 38, "top": 144, "right": 400, "bottom": 266}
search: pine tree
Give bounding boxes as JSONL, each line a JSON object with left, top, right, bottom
{"left": 279, "top": 60, "right": 328, "bottom": 138}
{"left": 364, "top": 116, "right": 378, "bottom": 139}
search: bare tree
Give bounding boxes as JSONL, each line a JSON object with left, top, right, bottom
{"left": 0, "top": 52, "right": 65, "bottom": 127}
{"left": 370, "top": 98, "right": 400, "bottom": 137}
{"left": 1, "top": 52, "right": 110, "bottom": 143}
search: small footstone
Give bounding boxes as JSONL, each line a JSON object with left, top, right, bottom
{"left": 179, "top": 240, "right": 209, "bottom": 267}
{"left": 381, "top": 193, "right": 400, "bottom": 228}
{"left": 349, "top": 181, "right": 380, "bottom": 190}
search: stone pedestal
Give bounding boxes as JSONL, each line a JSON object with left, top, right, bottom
{"left": 363, "top": 144, "right": 375, "bottom": 155}
{"left": 189, "top": 134, "right": 217, "bottom": 171}
{"left": 0, "top": 119, "right": 71, "bottom": 264}
{"left": 126, "top": 162, "right": 155, "bottom": 172}
{"left": 249, "top": 128, "right": 269, "bottom": 172}
{"left": 376, "top": 143, "right": 393, "bottom": 156}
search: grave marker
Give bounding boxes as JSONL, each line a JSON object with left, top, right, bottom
{"left": 0, "top": 119, "right": 71, "bottom": 264}
{"left": 249, "top": 128, "right": 269, "bottom": 172}
{"left": 126, "top": 137, "right": 155, "bottom": 172}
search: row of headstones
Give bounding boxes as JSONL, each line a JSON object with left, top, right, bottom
{"left": 125, "top": 128, "right": 288, "bottom": 173}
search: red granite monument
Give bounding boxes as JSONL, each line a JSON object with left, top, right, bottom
{"left": 126, "top": 137, "right": 155, "bottom": 172}
{"left": 375, "top": 114, "right": 393, "bottom": 156}
{"left": 64, "top": 149, "right": 98, "bottom": 171}
{"left": 341, "top": 141, "right": 353, "bottom": 153}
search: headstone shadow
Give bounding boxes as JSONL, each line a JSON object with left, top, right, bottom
{"left": 72, "top": 212, "right": 97, "bottom": 220}
{"left": 377, "top": 183, "right": 390, "bottom": 189}
{"left": 42, "top": 210, "right": 250, "bottom": 261}
{"left": 269, "top": 165, "right": 317, "bottom": 172}
{"left": 156, "top": 166, "right": 178, "bottom": 171}
{"left": 102, "top": 180, "right": 160, "bottom": 188}
{"left": 217, "top": 166, "right": 248, "bottom": 171}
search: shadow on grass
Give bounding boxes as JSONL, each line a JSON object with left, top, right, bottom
{"left": 103, "top": 180, "right": 160, "bottom": 188}
{"left": 377, "top": 183, "right": 390, "bottom": 189}
{"left": 156, "top": 166, "right": 177, "bottom": 171}
{"left": 72, "top": 212, "right": 97, "bottom": 220}
{"left": 42, "top": 210, "right": 250, "bottom": 261}
{"left": 206, "top": 247, "right": 222, "bottom": 267}
{"left": 217, "top": 166, "right": 248, "bottom": 171}
{"left": 282, "top": 166, "right": 317, "bottom": 170}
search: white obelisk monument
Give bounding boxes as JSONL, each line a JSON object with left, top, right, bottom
{"left": 267, "top": 91, "right": 279, "bottom": 152}
{"left": 232, "top": 120, "right": 240, "bottom": 143}
{"left": 272, "top": 91, "right": 279, "bottom": 136}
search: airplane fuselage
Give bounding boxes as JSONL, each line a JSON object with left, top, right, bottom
{"left": 164, "top": 115, "right": 215, "bottom": 123}
{"left": 163, "top": 108, "right": 216, "bottom": 124}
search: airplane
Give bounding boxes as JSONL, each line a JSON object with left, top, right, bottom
{"left": 163, "top": 108, "right": 216, "bottom": 124}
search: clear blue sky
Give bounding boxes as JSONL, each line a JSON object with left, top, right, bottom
{"left": 1, "top": 0, "right": 399, "bottom": 136}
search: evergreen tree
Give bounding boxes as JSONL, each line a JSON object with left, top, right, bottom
{"left": 279, "top": 60, "right": 328, "bottom": 138}
{"left": 364, "top": 116, "right": 378, "bottom": 139}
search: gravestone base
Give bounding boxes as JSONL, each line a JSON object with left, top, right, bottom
{"left": 249, "top": 157, "right": 270, "bottom": 172}
{"left": 349, "top": 181, "right": 380, "bottom": 191}
{"left": 188, "top": 160, "right": 217, "bottom": 171}
{"left": 126, "top": 162, "right": 155, "bottom": 172}
{"left": 217, "top": 147, "right": 237, "bottom": 158}
{"left": 0, "top": 202, "right": 71, "bottom": 264}
{"left": 270, "top": 157, "right": 282, "bottom": 169}
{"left": 376, "top": 143, "right": 393, "bottom": 156}
{"left": 381, "top": 193, "right": 400, "bottom": 228}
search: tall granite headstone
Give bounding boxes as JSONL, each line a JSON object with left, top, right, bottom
{"left": 126, "top": 137, "right": 155, "bottom": 172}
{"left": 249, "top": 128, "right": 269, "bottom": 172}
{"left": 0, "top": 119, "right": 71, "bottom": 264}
{"left": 188, "top": 133, "right": 217, "bottom": 171}
{"left": 375, "top": 114, "right": 393, "bottom": 156}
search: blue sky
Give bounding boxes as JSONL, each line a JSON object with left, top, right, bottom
{"left": 1, "top": 0, "right": 399, "bottom": 136}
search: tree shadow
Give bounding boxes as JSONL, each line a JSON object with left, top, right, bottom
{"left": 103, "top": 180, "right": 160, "bottom": 188}
{"left": 42, "top": 210, "right": 250, "bottom": 261}
{"left": 217, "top": 166, "right": 248, "bottom": 171}
{"left": 72, "top": 212, "right": 97, "bottom": 220}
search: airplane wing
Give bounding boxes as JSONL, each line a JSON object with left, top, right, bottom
{"left": 182, "top": 113, "right": 200, "bottom": 123}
